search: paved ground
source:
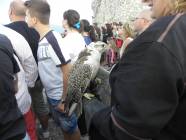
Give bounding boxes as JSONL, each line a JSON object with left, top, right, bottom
{"left": 38, "top": 119, "right": 88, "bottom": 140}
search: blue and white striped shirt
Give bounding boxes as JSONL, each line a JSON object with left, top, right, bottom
{"left": 38, "top": 30, "right": 71, "bottom": 100}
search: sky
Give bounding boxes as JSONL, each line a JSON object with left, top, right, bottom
{"left": 0, "top": 0, "right": 93, "bottom": 26}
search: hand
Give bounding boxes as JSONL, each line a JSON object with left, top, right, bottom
{"left": 56, "top": 102, "right": 66, "bottom": 113}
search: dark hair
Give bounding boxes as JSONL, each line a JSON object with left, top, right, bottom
{"left": 63, "top": 9, "right": 82, "bottom": 32}
{"left": 94, "top": 26, "right": 101, "bottom": 40}
{"left": 89, "top": 25, "right": 98, "bottom": 42}
{"left": 81, "top": 19, "right": 98, "bottom": 42}
{"left": 118, "top": 22, "right": 123, "bottom": 26}
{"left": 24, "top": 0, "right": 50, "bottom": 25}
{"left": 81, "top": 19, "right": 91, "bottom": 32}
{"left": 105, "top": 23, "right": 113, "bottom": 37}
{"left": 101, "top": 26, "right": 107, "bottom": 34}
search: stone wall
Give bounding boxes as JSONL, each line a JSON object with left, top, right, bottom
{"left": 92, "top": 0, "right": 145, "bottom": 25}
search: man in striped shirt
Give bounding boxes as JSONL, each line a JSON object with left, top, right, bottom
{"left": 25, "top": 1, "right": 81, "bottom": 140}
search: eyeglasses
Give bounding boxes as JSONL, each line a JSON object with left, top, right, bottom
{"left": 135, "top": 17, "right": 146, "bottom": 20}
{"left": 131, "top": 17, "right": 149, "bottom": 22}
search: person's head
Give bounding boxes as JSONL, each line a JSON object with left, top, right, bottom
{"left": 133, "top": 9, "right": 153, "bottom": 34}
{"left": 81, "top": 19, "right": 97, "bottom": 42}
{"left": 112, "top": 22, "right": 118, "bottom": 30}
{"left": 118, "top": 23, "right": 134, "bottom": 39}
{"left": 24, "top": 0, "right": 50, "bottom": 28}
{"left": 105, "top": 23, "right": 113, "bottom": 35}
{"left": 151, "top": 0, "right": 186, "bottom": 19}
{"left": 101, "top": 26, "right": 107, "bottom": 34}
{"left": 118, "top": 22, "right": 123, "bottom": 26}
{"left": 62, "top": 9, "right": 82, "bottom": 32}
{"left": 9, "top": 0, "right": 26, "bottom": 22}
{"left": 142, "top": 0, "right": 153, "bottom": 6}
{"left": 81, "top": 19, "right": 91, "bottom": 33}
{"left": 94, "top": 25, "right": 101, "bottom": 40}
{"left": 93, "top": 22, "right": 98, "bottom": 27}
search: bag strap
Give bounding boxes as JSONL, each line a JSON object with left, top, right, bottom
{"left": 157, "top": 13, "right": 184, "bottom": 42}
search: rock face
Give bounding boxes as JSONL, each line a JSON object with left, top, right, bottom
{"left": 92, "top": 0, "right": 145, "bottom": 25}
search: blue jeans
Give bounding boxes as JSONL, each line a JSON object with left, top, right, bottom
{"left": 48, "top": 98, "right": 78, "bottom": 134}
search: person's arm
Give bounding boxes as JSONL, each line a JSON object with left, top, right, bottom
{"left": 57, "top": 63, "right": 72, "bottom": 112}
{"left": 90, "top": 42, "right": 181, "bottom": 140}
{"left": 61, "top": 63, "right": 72, "bottom": 101}
{"left": 11, "top": 33, "right": 38, "bottom": 87}
{"left": 47, "top": 33, "right": 72, "bottom": 112}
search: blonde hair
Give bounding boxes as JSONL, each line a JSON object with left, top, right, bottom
{"left": 122, "top": 23, "right": 134, "bottom": 38}
{"left": 172, "top": 0, "right": 186, "bottom": 13}
{"left": 107, "top": 38, "right": 119, "bottom": 52}
{"left": 170, "top": 0, "right": 186, "bottom": 13}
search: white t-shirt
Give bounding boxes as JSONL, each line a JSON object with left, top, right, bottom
{"left": 62, "top": 32, "right": 86, "bottom": 63}
{"left": 38, "top": 30, "right": 71, "bottom": 100}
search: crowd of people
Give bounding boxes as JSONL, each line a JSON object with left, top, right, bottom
{"left": 1, "top": 0, "right": 186, "bottom": 140}
{"left": 78, "top": 9, "right": 153, "bottom": 68}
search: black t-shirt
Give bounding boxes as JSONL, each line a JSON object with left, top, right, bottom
{"left": 0, "top": 34, "right": 25, "bottom": 140}
{"left": 6, "top": 21, "right": 40, "bottom": 62}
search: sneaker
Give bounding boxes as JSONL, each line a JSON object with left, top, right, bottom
{"left": 38, "top": 125, "right": 50, "bottom": 139}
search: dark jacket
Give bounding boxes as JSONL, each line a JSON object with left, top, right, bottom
{"left": 6, "top": 21, "right": 40, "bottom": 62}
{"left": 89, "top": 13, "right": 186, "bottom": 140}
{"left": 0, "top": 34, "right": 25, "bottom": 140}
